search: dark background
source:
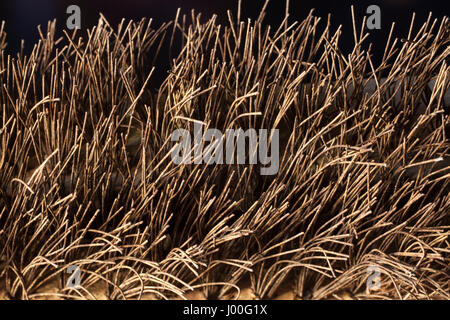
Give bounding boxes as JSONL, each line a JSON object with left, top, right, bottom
{"left": 0, "top": 0, "right": 448, "bottom": 82}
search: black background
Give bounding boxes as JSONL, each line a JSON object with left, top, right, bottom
{"left": 0, "top": 300, "right": 446, "bottom": 318}
{"left": 0, "top": 0, "right": 448, "bottom": 83}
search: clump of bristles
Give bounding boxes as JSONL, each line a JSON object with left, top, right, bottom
{"left": 0, "top": 3, "right": 449, "bottom": 300}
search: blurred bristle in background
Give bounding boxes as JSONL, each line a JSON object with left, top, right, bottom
{"left": 0, "top": 1, "right": 449, "bottom": 299}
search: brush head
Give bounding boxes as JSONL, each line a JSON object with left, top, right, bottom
{"left": 0, "top": 7, "right": 449, "bottom": 300}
